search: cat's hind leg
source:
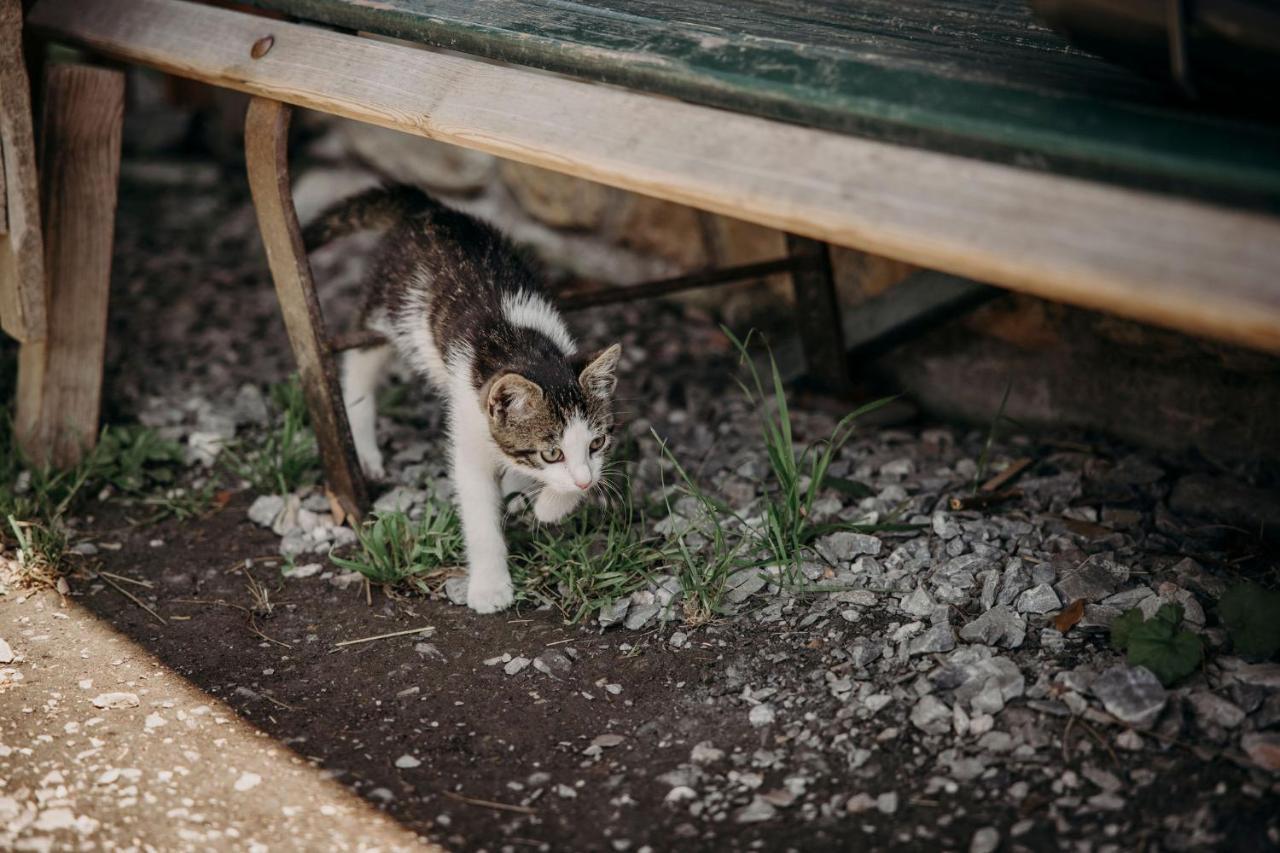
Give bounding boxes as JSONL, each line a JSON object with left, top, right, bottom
{"left": 341, "top": 343, "right": 392, "bottom": 479}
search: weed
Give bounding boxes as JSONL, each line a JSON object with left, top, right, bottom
{"left": 331, "top": 501, "right": 464, "bottom": 592}
{"left": 510, "top": 481, "right": 665, "bottom": 623}
{"left": 224, "top": 375, "right": 320, "bottom": 495}
{"left": 973, "top": 379, "right": 1014, "bottom": 492}
{"left": 722, "top": 327, "right": 894, "bottom": 576}
{"left": 653, "top": 430, "right": 754, "bottom": 625}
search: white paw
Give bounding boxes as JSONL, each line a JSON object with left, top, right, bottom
{"left": 466, "top": 576, "right": 514, "bottom": 614}
{"left": 534, "top": 489, "right": 582, "bottom": 524}
{"left": 358, "top": 450, "right": 386, "bottom": 480}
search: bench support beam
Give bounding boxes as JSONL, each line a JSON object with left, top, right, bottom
{"left": 244, "top": 96, "right": 368, "bottom": 521}
{"left": 786, "top": 235, "right": 852, "bottom": 395}
{"left": 15, "top": 63, "right": 124, "bottom": 467}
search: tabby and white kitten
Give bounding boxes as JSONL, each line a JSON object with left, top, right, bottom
{"left": 305, "top": 186, "right": 621, "bottom": 614}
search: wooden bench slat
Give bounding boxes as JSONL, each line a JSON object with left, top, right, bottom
{"left": 240, "top": 0, "right": 1280, "bottom": 209}
{"left": 28, "top": 0, "right": 1280, "bottom": 352}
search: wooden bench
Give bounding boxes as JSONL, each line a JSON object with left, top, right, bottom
{"left": 7, "top": 0, "right": 1280, "bottom": 518}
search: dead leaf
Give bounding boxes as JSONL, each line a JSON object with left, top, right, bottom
{"left": 212, "top": 490, "right": 234, "bottom": 510}
{"left": 1053, "top": 598, "right": 1086, "bottom": 633}
{"left": 325, "top": 488, "right": 347, "bottom": 527}
{"left": 1061, "top": 517, "right": 1112, "bottom": 540}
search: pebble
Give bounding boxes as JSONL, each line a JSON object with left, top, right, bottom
{"left": 1016, "top": 583, "right": 1061, "bottom": 614}
{"left": 394, "top": 754, "right": 421, "bottom": 769}
{"left": 749, "top": 704, "right": 776, "bottom": 727}
{"left": 233, "top": 772, "right": 262, "bottom": 792}
{"left": 970, "top": 827, "right": 1000, "bottom": 853}
{"left": 1091, "top": 665, "right": 1167, "bottom": 728}
{"left": 734, "top": 796, "right": 777, "bottom": 823}
{"left": 91, "top": 692, "right": 140, "bottom": 709}
{"left": 247, "top": 494, "right": 284, "bottom": 528}
{"left": 504, "top": 657, "right": 531, "bottom": 676}
{"left": 0, "top": 639, "right": 12, "bottom": 664}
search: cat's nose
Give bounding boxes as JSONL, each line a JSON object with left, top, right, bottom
{"left": 574, "top": 478, "right": 591, "bottom": 490}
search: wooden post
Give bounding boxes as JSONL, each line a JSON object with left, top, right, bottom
{"left": 15, "top": 64, "right": 124, "bottom": 467}
{"left": 786, "top": 234, "right": 852, "bottom": 395}
{"left": 244, "top": 96, "right": 368, "bottom": 520}
{"left": 0, "top": 0, "right": 47, "bottom": 343}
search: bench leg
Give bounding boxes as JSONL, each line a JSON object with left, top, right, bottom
{"left": 15, "top": 64, "right": 124, "bottom": 467}
{"left": 0, "top": 0, "right": 47, "bottom": 344}
{"left": 786, "top": 234, "right": 852, "bottom": 395}
{"left": 244, "top": 96, "right": 368, "bottom": 521}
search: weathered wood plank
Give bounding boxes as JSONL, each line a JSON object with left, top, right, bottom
{"left": 239, "top": 0, "right": 1280, "bottom": 208}
{"left": 27, "top": 0, "right": 1280, "bottom": 352}
{"left": 0, "top": 0, "right": 47, "bottom": 343}
{"left": 244, "top": 96, "right": 368, "bottom": 520}
{"left": 15, "top": 64, "right": 124, "bottom": 467}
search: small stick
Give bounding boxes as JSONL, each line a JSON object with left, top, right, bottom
{"left": 98, "top": 570, "right": 154, "bottom": 589}
{"left": 172, "top": 598, "right": 292, "bottom": 648}
{"left": 333, "top": 626, "right": 435, "bottom": 648}
{"left": 441, "top": 790, "right": 535, "bottom": 815}
{"left": 949, "top": 488, "right": 1023, "bottom": 511}
{"left": 980, "top": 457, "right": 1031, "bottom": 493}
{"left": 96, "top": 572, "right": 167, "bottom": 625}
{"left": 260, "top": 691, "right": 297, "bottom": 711}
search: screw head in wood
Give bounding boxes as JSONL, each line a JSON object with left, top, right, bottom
{"left": 251, "top": 35, "right": 274, "bottom": 59}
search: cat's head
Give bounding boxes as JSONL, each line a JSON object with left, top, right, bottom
{"left": 485, "top": 344, "right": 621, "bottom": 494}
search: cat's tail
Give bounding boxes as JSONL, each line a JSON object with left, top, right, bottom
{"left": 302, "top": 184, "right": 439, "bottom": 250}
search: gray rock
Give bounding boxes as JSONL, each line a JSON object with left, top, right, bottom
{"left": 876, "top": 792, "right": 899, "bottom": 814}
{"left": 933, "top": 512, "right": 961, "bottom": 540}
{"left": 247, "top": 494, "right": 284, "bottom": 528}
{"left": 1015, "top": 583, "right": 1061, "bottom": 614}
{"left": 279, "top": 528, "right": 314, "bottom": 558}
{"left": 970, "top": 828, "right": 1000, "bottom": 853}
{"left": 847, "top": 638, "right": 883, "bottom": 669}
{"left": 734, "top": 796, "right": 777, "bottom": 823}
{"left": 283, "top": 562, "right": 322, "bottom": 579}
{"left": 958, "top": 605, "right": 1026, "bottom": 649}
{"left": 908, "top": 622, "right": 956, "bottom": 657}
{"left": 899, "top": 587, "right": 936, "bottom": 619}
{"left": 444, "top": 577, "right": 469, "bottom": 606}
{"left": 1091, "top": 665, "right": 1166, "bottom": 728}
{"left": 597, "top": 598, "right": 630, "bottom": 628}
{"left": 373, "top": 486, "right": 427, "bottom": 514}
{"left": 816, "top": 531, "right": 882, "bottom": 563}
{"left": 978, "top": 570, "right": 1000, "bottom": 611}
{"left": 0, "top": 638, "right": 13, "bottom": 664}
{"left": 1055, "top": 555, "right": 1129, "bottom": 603}
{"left": 329, "top": 570, "right": 364, "bottom": 589}
{"left": 749, "top": 704, "right": 776, "bottom": 727}
{"left": 504, "top": 656, "right": 531, "bottom": 676}
{"left": 534, "top": 649, "right": 573, "bottom": 676}
{"left": 911, "top": 695, "right": 952, "bottom": 735}
{"left": 1188, "top": 692, "right": 1246, "bottom": 730}
{"left": 232, "top": 383, "right": 270, "bottom": 426}
{"left": 624, "top": 602, "right": 661, "bottom": 630}
{"left": 996, "top": 559, "right": 1032, "bottom": 607}
{"left": 724, "top": 569, "right": 767, "bottom": 604}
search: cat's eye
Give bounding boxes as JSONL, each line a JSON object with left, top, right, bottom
{"left": 540, "top": 448, "right": 564, "bottom": 464}
{"left": 589, "top": 436, "right": 606, "bottom": 453}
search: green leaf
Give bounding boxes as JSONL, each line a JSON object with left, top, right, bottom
{"left": 1110, "top": 603, "right": 1203, "bottom": 686}
{"left": 1128, "top": 628, "right": 1203, "bottom": 686}
{"left": 1109, "top": 607, "right": 1146, "bottom": 650}
{"left": 825, "top": 477, "right": 875, "bottom": 499}
{"left": 1219, "top": 582, "right": 1280, "bottom": 660}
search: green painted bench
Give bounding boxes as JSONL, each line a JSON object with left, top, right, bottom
{"left": 13, "top": 0, "right": 1280, "bottom": 515}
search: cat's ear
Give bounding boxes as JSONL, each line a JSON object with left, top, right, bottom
{"left": 487, "top": 373, "right": 543, "bottom": 422}
{"left": 579, "top": 343, "right": 622, "bottom": 400}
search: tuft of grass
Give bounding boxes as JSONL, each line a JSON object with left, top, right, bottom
{"left": 722, "top": 327, "right": 894, "bottom": 576}
{"left": 1, "top": 416, "right": 194, "bottom": 587}
{"left": 510, "top": 482, "right": 665, "bottom": 624}
{"left": 331, "top": 501, "right": 464, "bottom": 592}
{"left": 224, "top": 375, "right": 320, "bottom": 495}
{"left": 653, "top": 430, "right": 754, "bottom": 625}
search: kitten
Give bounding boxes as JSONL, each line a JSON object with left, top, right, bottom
{"left": 304, "top": 185, "right": 621, "bottom": 614}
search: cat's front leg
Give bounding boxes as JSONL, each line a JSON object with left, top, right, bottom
{"left": 533, "top": 488, "right": 584, "bottom": 524}
{"left": 452, "top": 427, "right": 514, "bottom": 614}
